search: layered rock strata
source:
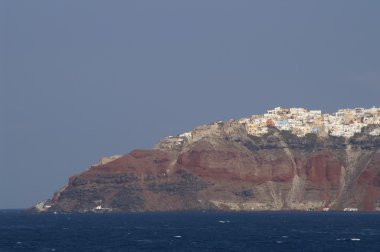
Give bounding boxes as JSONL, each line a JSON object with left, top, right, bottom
{"left": 33, "top": 121, "right": 380, "bottom": 212}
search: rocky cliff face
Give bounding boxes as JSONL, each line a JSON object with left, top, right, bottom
{"left": 33, "top": 121, "right": 380, "bottom": 212}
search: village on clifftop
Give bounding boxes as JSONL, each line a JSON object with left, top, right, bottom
{"left": 239, "top": 107, "right": 380, "bottom": 138}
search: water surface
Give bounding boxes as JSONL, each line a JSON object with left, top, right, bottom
{"left": 1, "top": 210, "right": 379, "bottom": 251}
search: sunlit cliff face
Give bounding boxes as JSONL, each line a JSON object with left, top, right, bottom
{"left": 32, "top": 108, "right": 380, "bottom": 213}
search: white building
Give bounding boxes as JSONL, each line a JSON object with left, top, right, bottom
{"left": 238, "top": 107, "right": 380, "bottom": 138}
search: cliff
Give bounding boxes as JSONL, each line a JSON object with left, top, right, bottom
{"left": 32, "top": 120, "right": 380, "bottom": 213}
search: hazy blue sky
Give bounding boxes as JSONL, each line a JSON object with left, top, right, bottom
{"left": 1, "top": 0, "right": 379, "bottom": 208}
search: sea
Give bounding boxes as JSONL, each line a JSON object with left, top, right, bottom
{"left": 1, "top": 210, "right": 380, "bottom": 251}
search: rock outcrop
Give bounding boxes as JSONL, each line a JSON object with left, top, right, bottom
{"left": 32, "top": 120, "right": 380, "bottom": 213}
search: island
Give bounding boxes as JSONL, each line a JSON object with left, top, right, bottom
{"left": 32, "top": 107, "right": 380, "bottom": 213}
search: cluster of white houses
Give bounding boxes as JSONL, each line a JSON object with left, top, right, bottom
{"left": 239, "top": 107, "right": 380, "bottom": 138}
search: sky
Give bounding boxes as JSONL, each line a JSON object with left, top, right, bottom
{"left": 1, "top": 0, "right": 379, "bottom": 209}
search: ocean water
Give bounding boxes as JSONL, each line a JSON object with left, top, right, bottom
{"left": 1, "top": 210, "right": 380, "bottom": 251}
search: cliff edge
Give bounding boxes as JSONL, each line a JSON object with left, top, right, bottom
{"left": 32, "top": 108, "right": 380, "bottom": 212}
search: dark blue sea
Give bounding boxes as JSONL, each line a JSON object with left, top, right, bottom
{"left": 1, "top": 210, "right": 380, "bottom": 251}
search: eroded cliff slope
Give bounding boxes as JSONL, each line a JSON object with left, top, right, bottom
{"left": 32, "top": 119, "right": 380, "bottom": 212}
